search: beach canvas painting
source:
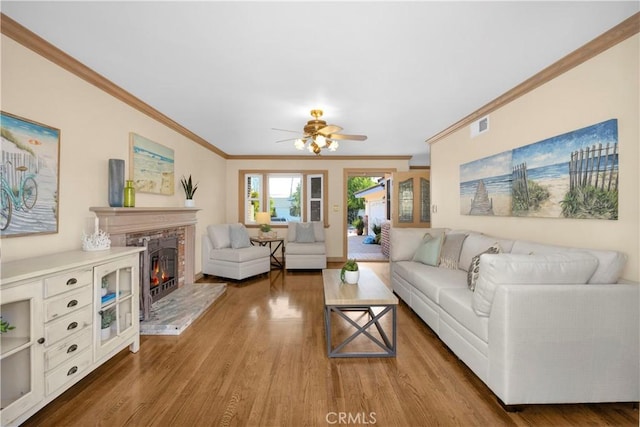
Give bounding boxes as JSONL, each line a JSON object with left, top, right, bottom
{"left": 511, "top": 119, "right": 618, "bottom": 219}
{"left": 459, "top": 151, "right": 512, "bottom": 216}
{"left": 1, "top": 112, "right": 60, "bottom": 237}
{"left": 129, "top": 133, "right": 175, "bottom": 195}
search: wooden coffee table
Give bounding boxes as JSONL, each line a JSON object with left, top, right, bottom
{"left": 322, "top": 267, "right": 398, "bottom": 358}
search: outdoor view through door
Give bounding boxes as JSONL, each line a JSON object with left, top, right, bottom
{"left": 347, "top": 173, "right": 389, "bottom": 261}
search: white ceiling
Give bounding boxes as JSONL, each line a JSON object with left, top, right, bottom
{"left": 2, "top": 1, "right": 638, "bottom": 164}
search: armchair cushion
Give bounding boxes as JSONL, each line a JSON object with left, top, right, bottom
{"left": 295, "top": 223, "right": 316, "bottom": 243}
{"left": 207, "top": 224, "right": 231, "bottom": 249}
{"left": 230, "top": 223, "right": 250, "bottom": 249}
{"left": 287, "top": 221, "right": 325, "bottom": 242}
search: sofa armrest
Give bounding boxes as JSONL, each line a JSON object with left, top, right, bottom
{"left": 488, "top": 283, "right": 639, "bottom": 404}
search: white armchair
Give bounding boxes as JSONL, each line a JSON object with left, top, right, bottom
{"left": 284, "top": 222, "right": 327, "bottom": 270}
{"left": 202, "top": 223, "right": 270, "bottom": 280}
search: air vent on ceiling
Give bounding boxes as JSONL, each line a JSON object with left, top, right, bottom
{"left": 470, "top": 115, "right": 489, "bottom": 138}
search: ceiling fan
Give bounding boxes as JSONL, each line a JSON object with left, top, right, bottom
{"left": 273, "top": 109, "right": 367, "bottom": 155}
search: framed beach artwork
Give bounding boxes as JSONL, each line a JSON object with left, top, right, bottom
{"left": 511, "top": 119, "right": 618, "bottom": 220}
{"left": 129, "top": 133, "right": 175, "bottom": 195}
{"left": 1, "top": 111, "right": 61, "bottom": 237}
{"left": 460, "top": 118, "right": 618, "bottom": 220}
{"left": 459, "top": 151, "right": 513, "bottom": 216}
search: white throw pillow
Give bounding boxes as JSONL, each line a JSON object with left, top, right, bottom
{"left": 229, "top": 223, "right": 251, "bottom": 249}
{"left": 207, "top": 224, "right": 231, "bottom": 249}
{"left": 472, "top": 252, "right": 599, "bottom": 316}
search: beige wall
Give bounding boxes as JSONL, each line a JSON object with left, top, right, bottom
{"left": 226, "top": 159, "right": 410, "bottom": 259}
{"left": 1, "top": 36, "right": 227, "bottom": 273}
{"left": 430, "top": 35, "right": 639, "bottom": 281}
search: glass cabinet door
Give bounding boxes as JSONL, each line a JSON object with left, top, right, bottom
{"left": 1, "top": 282, "right": 44, "bottom": 426}
{"left": 392, "top": 171, "right": 431, "bottom": 228}
{"left": 95, "top": 257, "right": 137, "bottom": 360}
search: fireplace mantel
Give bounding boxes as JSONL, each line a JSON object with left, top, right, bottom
{"left": 90, "top": 207, "right": 200, "bottom": 286}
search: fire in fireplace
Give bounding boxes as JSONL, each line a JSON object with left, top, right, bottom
{"left": 147, "top": 236, "right": 178, "bottom": 303}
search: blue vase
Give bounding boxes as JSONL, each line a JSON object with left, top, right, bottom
{"left": 108, "top": 159, "right": 124, "bottom": 207}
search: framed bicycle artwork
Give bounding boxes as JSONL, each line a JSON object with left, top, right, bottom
{"left": 0, "top": 111, "right": 61, "bottom": 238}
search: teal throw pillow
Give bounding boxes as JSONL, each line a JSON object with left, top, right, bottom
{"left": 412, "top": 233, "right": 444, "bottom": 266}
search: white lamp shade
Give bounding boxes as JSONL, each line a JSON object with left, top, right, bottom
{"left": 255, "top": 211, "right": 270, "bottom": 225}
{"left": 315, "top": 134, "right": 327, "bottom": 148}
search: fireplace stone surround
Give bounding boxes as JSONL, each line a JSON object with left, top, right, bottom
{"left": 90, "top": 207, "right": 200, "bottom": 319}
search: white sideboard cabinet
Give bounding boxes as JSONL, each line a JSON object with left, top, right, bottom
{"left": 1, "top": 247, "right": 144, "bottom": 426}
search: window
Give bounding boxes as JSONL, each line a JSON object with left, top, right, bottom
{"left": 240, "top": 170, "right": 327, "bottom": 225}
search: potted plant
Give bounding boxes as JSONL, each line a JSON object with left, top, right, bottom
{"left": 101, "top": 311, "right": 115, "bottom": 341}
{"left": 180, "top": 175, "right": 198, "bottom": 207}
{"left": 352, "top": 216, "right": 365, "bottom": 236}
{"left": 340, "top": 259, "right": 359, "bottom": 284}
{"left": 0, "top": 317, "right": 15, "bottom": 333}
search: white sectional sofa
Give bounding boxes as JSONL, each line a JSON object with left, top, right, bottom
{"left": 390, "top": 227, "right": 639, "bottom": 407}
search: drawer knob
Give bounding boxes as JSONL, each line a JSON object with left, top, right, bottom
{"left": 67, "top": 321, "right": 78, "bottom": 330}
{"left": 37, "top": 337, "right": 45, "bottom": 344}
{"left": 67, "top": 299, "right": 78, "bottom": 308}
{"left": 67, "top": 344, "right": 78, "bottom": 354}
{"left": 67, "top": 366, "right": 78, "bottom": 376}
{"left": 66, "top": 278, "right": 78, "bottom": 286}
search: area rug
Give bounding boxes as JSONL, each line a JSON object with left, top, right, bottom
{"left": 140, "top": 282, "right": 227, "bottom": 336}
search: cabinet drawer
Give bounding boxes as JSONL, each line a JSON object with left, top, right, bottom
{"left": 44, "top": 285, "right": 92, "bottom": 322}
{"left": 45, "top": 348, "right": 92, "bottom": 396}
{"left": 44, "top": 329, "right": 92, "bottom": 371}
{"left": 44, "top": 268, "right": 93, "bottom": 298}
{"left": 44, "top": 306, "right": 92, "bottom": 347}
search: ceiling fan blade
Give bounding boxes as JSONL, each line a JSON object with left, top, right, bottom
{"left": 271, "top": 128, "right": 302, "bottom": 134}
{"left": 317, "top": 125, "right": 343, "bottom": 136}
{"left": 328, "top": 133, "right": 368, "bottom": 141}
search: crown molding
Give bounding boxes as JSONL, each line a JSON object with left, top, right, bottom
{"left": 228, "top": 154, "right": 412, "bottom": 161}
{"left": 426, "top": 12, "right": 640, "bottom": 145}
{"left": 0, "top": 13, "right": 230, "bottom": 159}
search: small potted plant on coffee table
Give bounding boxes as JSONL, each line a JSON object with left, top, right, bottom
{"left": 340, "top": 259, "right": 359, "bottom": 284}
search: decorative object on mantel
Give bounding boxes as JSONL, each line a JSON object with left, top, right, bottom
{"left": 1, "top": 111, "right": 61, "bottom": 238}
{"left": 123, "top": 179, "right": 135, "bottom": 207}
{"left": 180, "top": 174, "right": 198, "bottom": 207}
{"left": 108, "top": 158, "right": 125, "bottom": 207}
{"left": 255, "top": 211, "right": 276, "bottom": 238}
{"left": 82, "top": 217, "right": 111, "bottom": 251}
{"left": 340, "top": 258, "right": 359, "bottom": 284}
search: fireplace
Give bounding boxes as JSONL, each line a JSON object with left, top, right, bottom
{"left": 90, "top": 207, "right": 200, "bottom": 321}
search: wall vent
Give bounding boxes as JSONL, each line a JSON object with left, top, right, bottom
{"left": 470, "top": 115, "right": 489, "bottom": 138}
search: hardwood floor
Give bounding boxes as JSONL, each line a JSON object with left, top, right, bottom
{"left": 23, "top": 263, "right": 637, "bottom": 426}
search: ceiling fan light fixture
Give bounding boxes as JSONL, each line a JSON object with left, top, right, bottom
{"left": 294, "top": 138, "right": 305, "bottom": 150}
{"left": 328, "top": 141, "right": 338, "bottom": 151}
{"left": 314, "top": 134, "right": 327, "bottom": 148}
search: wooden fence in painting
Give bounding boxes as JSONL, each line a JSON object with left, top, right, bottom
{"left": 512, "top": 162, "right": 529, "bottom": 209}
{"left": 569, "top": 143, "right": 618, "bottom": 192}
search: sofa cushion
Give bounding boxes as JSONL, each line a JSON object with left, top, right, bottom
{"left": 459, "top": 233, "right": 515, "bottom": 272}
{"left": 412, "top": 233, "right": 444, "bottom": 266}
{"left": 287, "top": 222, "right": 325, "bottom": 242}
{"left": 209, "top": 246, "right": 269, "bottom": 262}
{"left": 440, "top": 288, "right": 489, "bottom": 343}
{"left": 472, "top": 252, "right": 599, "bottom": 316}
{"left": 296, "top": 223, "right": 316, "bottom": 243}
{"left": 207, "top": 224, "right": 231, "bottom": 249}
{"left": 229, "top": 224, "right": 251, "bottom": 249}
{"left": 390, "top": 228, "right": 447, "bottom": 262}
{"left": 510, "top": 240, "right": 627, "bottom": 284}
{"left": 286, "top": 241, "right": 326, "bottom": 255}
{"left": 467, "top": 243, "right": 502, "bottom": 291}
{"left": 409, "top": 263, "right": 468, "bottom": 304}
{"left": 440, "top": 233, "right": 468, "bottom": 269}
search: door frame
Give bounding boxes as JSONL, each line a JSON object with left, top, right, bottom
{"left": 342, "top": 168, "right": 396, "bottom": 262}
